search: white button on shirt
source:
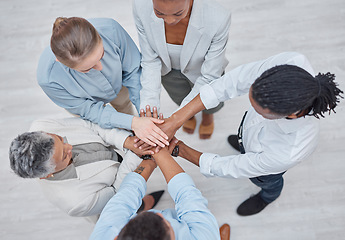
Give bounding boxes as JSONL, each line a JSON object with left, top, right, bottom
{"left": 198, "top": 52, "right": 320, "bottom": 178}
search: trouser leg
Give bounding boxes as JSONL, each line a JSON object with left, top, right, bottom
{"left": 161, "top": 70, "right": 223, "bottom": 113}
{"left": 249, "top": 171, "right": 285, "bottom": 203}
{"left": 109, "top": 86, "right": 137, "bottom": 116}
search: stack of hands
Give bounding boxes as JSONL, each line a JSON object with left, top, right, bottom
{"left": 128, "top": 105, "right": 181, "bottom": 159}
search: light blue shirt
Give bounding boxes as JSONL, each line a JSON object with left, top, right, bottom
{"left": 37, "top": 18, "right": 142, "bottom": 130}
{"left": 90, "top": 172, "right": 220, "bottom": 240}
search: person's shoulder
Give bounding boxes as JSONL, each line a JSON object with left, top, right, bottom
{"left": 202, "top": 0, "right": 231, "bottom": 19}
{"left": 37, "top": 47, "right": 62, "bottom": 86}
{"left": 133, "top": 0, "right": 153, "bottom": 16}
{"left": 88, "top": 18, "right": 121, "bottom": 30}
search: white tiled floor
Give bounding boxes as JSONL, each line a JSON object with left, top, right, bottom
{"left": 1, "top": 0, "right": 344, "bottom": 239}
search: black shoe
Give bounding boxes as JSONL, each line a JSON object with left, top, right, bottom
{"left": 237, "top": 192, "right": 269, "bottom": 216}
{"left": 151, "top": 190, "right": 165, "bottom": 209}
{"left": 227, "top": 135, "right": 240, "bottom": 152}
{"left": 137, "top": 190, "right": 165, "bottom": 213}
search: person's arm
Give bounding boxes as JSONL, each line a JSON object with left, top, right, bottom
{"left": 133, "top": 0, "right": 163, "bottom": 111}
{"left": 158, "top": 94, "right": 206, "bottom": 141}
{"left": 39, "top": 82, "right": 134, "bottom": 130}
{"left": 159, "top": 52, "right": 315, "bottom": 141}
{"left": 176, "top": 141, "right": 203, "bottom": 167}
{"left": 153, "top": 147, "right": 184, "bottom": 183}
{"left": 110, "top": 19, "right": 142, "bottom": 113}
{"left": 90, "top": 160, "right": 156, "bottom": 240}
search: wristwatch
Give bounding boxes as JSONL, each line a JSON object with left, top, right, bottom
{"left": 171, "top": 144, "right": 180, "bottom": 157}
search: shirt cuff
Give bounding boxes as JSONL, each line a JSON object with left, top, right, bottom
{"left": 199, "top": 84, "right": 220, "bottom": 110}
{"left": 168, "top": 173, "right": 195, "bottom": 200}
{"left": 199, "top": 153, "right": 219, "bottom": 177}
{"left": 110, "top": 112, "right": 134, "bottom": 130}
{"left": 117, "top": 131, "right": 133, "bottom": 152}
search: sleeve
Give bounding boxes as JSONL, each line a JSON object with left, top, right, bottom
{"left": 133, "top": 0, "right": 163, "bottom": 111}
{"left": 89, "top": 172, "right": 146, "bottom": 240}
{"left": 86, "top": 120, "right": 133, "bottom": 151}
{"left": 199, "top": 52, "right": 315, "bottom": 109}
{"left": 113, "top": 151, "right": 143, "bottom": 191}
{"left": 199, "top": 152, "right": 295, "bottom": 179}
{"left": 111, "top": 20, "right": 142, "bottom": 113}
{"left": 180, "top": 11, "right": 231, "bottom": 108}
{"left": 199, "top": 119, "right": 318, "bottom": 179}
{"left": 168, "top": 173, "right": 220, "bottom": 240}
{"left": 39, "top": 81, "right": 134, "bottom": 130}
{"left": 68, "top": 187, "right": 116, "bottom": 217}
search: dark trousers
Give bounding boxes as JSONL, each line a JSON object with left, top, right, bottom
{"left": 250, "top": 172, "right": 285, "bottom": 203}
{"left": 238, "top": 111, "right": 285, "bottom": 203}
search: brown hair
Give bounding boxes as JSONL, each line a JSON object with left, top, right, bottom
{"left": 50, "top": 17, "right": 101, "bottom": 68}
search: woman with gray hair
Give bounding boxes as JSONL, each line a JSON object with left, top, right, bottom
{"left": 9, "top": 117, "right": 164, "bottom": 223}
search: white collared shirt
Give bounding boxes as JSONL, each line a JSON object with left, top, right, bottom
{"left": 198, "top": 52, "right": 320, "bottom": 178}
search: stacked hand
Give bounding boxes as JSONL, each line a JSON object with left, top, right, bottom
{"left": 133, "top": 106, "right": 181, "bottom": 156}
{"left": 131, "top": 105, "right": 169, "bottom": 147}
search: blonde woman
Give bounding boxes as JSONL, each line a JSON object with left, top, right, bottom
{"left": 133, "top": 0, "right": 231, "bottom": 139}
{"left": 37, "top": 17, "right": 169, "bottom": 147}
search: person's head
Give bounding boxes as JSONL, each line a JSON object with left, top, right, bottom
{"left": 9, "top": 132, "right": 73, "bottom": 179}
{"left": 152, "top": 0, "right": 193, "bottom": 26}
{"left": 50, "top": 17, "right": 104, "bottom": 72}
{"left": 116, "top": 212, "right": 174, "bottom": 240}
{"left": 250, "top": 64, "right": 343, "bottom": 120}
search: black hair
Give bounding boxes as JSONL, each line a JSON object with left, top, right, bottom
{"left": 117, "top": 211, "right": 171, "bottom": 240}
{"left": 251, "top": 64, "right": 343, "bottom": 118}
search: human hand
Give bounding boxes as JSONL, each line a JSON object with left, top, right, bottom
{"left": 124, "top": 136, "right": 155, "bottom": 156}
{"left": 131, "top": 106, "right": 169, "bottom": 147}
{"left": 157, "top": 116, "right": 180, "bottom": 142}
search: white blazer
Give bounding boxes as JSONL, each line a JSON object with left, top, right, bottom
{"left": 29, "top": 118, "right": 142, "bottom": 220}
{"left": 133, "top": 0, "right": 231, "bottom": 110}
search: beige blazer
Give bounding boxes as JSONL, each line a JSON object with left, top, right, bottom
{"left": 133, "top": 0, "right": 231, "bottom": 110}
{"left": 29, "top": 118, "right": 142, "bottom": 220}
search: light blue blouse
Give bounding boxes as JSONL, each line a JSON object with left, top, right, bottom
{"left": 89, "top": 172, "right": 220, "bottom": 240}
{"left": 37, "top": 18, "right": 142, "bottom": 130}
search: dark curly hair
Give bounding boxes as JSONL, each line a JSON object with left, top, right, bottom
{"left": 251, "top": 64, "right": 343, "bottom": 118}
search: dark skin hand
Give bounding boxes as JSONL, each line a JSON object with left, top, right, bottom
{"left": 157, "top": 94, "right": 206, "bottom": 141}
{"left": 134, "top": 95, "right": 206, "bottom": 153}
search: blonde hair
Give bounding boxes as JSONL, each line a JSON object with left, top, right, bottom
{"left": 50, "top": 17, "right": 101, "bottom": 68}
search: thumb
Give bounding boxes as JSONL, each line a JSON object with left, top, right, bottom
{"left": 150, "top": 118, "right": 164, "bottom": 124}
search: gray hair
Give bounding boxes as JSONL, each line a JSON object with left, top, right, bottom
{"left": 9, "top": 132, "right": 56, "bottom": 178}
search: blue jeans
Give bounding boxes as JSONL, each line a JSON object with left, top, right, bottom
{"left": 250, "top": 172, "right": 285, "bottom": 203}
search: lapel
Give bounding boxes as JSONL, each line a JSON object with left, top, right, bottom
{"left": 181, "top": 0, "right": 204, "bottom": 71}
{"left": 150, "top": 11, "right": 171, "bottom": 67}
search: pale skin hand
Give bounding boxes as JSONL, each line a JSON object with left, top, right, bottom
{"left": 134, "top": 106, "right": 164, "bottom": 152}
{"left": 131, "top": 105, "right": 169, "bottom": 147}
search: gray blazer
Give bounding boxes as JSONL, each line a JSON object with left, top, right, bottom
{"left": 133, "top": 0, "right": 231, "bottom": 110}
